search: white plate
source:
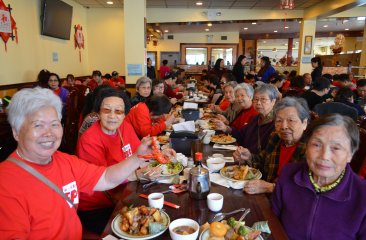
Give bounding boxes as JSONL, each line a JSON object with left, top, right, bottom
{"left": 199, "top": 228, "right": 264, "bottom": 240}
{"left": 211, "top": 137, "right": 237, "bottom": 145}
{"left": 220, "top": 166, "right": 262, "bottom": 189}
{"left": 111, "top": 211, "right": 170, "bottom": 240}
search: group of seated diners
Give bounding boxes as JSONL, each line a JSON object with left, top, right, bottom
{"left": 0, "top": 60, "right": 366, "bottom": 239}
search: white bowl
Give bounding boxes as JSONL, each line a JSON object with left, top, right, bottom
{"left": 227, "top": 180, "right": 247, "bottom": 189}
{"left": 169, "top": 218, "right": 199, "bottom": 240}
{"left": 206, "top": 158, "right": 225, "bottom": 172}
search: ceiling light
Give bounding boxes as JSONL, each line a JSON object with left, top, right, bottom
{"left": 243, "top": 27, "right": 248, "bottom": 30}
{"left": 343, "top": 19, "right": 349, "bottom": 23}
{"left": 156, "top": 29, "right": 161, "bottom": 33}
{"left": 284, "top": 26, "right": 289, "bottom": 29}
{"left": 196, "top": 2, "right": 203, "bottom": 6}
{"left": 345, "top": 28, "right": 349, "bottom": 31}
{"left": 263, "top": 41, "right": 266, "bottom": 43}
{"left": 284, "top": 43, "right": 288, "bottom": 46}
{"left": 298, "top": 21, "right": 302, "bottom": 23}
{"left": 252, "top": 22, "right": 257, "bottom": 25}
{"left": 106, "top": 1, "right": 113, "bottom": 4}
{"left": 216, "top": 12, "right": 221, "bottom": 16}
{"left": 164, "top": 30, "right": 169, "bottom": 33}
{"left": 323, "top": 25, "right": 328, "bottom": 28}
{"left": 274, "top": 30, "right": 278, "bottom": 32}
{"left": 357, "top": 17, "right": 366, "bottom": 21}
{"left": 207, "top": 23, "right": 212, "bottom": 27}
{"left": 205, "top": 28, "right": 210, "bottom": 31}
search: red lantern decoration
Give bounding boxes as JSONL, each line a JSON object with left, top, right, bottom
{"left": 280, "top": 0, "right": 295, "bottom": 10}
{"left": 0, "top": 0, "right": 17, "bottom": 51}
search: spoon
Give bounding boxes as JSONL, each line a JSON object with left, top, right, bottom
{"left": 211, "top": 208, "right": 246, "bottom": 223}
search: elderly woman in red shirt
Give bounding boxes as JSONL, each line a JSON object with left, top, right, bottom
{"left": 125, "top": 95, "right": 175, "bottom": 138}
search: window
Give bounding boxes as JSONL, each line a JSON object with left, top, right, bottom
{"left": 185, "top": 48, "right": 207, "bottom": 65}
{"left": 211, "top": 48, "right": 233, "bottom": 66}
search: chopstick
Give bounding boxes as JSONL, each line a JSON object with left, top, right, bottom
{"left": 139, "top": 194, "right": 180, "bottom": 209}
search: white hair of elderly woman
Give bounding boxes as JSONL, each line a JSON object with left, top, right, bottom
{"left": 234, "top": 83, "right": 254, "bottom": 99}
{"left": 8, "top": 87, "right": 62, "bottom": 132}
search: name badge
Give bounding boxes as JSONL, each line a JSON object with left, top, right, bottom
{"left": 122, "top": 143, "right": 132, "bottom": 158}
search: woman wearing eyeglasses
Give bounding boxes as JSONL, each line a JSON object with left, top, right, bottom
{"left": 76, "top": 87, "right": 140, "bottom": 233}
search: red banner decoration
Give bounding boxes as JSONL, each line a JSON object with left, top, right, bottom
{"left": 0, "top": 0, "right": 17, "bottom": 51}
{"left": 74, "top": 24, "right": 84, "bottom": 62}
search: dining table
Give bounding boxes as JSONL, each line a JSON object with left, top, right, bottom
{"left": 101, "top": 142, "right": 289, "bottom": 240}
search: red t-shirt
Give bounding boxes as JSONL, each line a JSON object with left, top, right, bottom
{"left": 277, "top": 143, "right": 299, "bottom": 176}
{"left": 159, "top": 65, "right": 170, "bottom": 79}
{"left": 76, "top": 120, "right": 140, "bottom": 210}
{"left": 124, "top": 102, "right": 166, "bottom": 138}
{"left": 230, "top": 105, "right": 258, "bottom": 130}
{"left": 0, "top": 151, "right": 105, "bottom": 239}
{"left": 219, "top": 98, "right": 230, "bottom": 111}
{"left": 87, "top": 79, "right": 99, "bottom": 91}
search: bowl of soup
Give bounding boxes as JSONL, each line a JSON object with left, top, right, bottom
{"left": 169, "top": 218, "right": 199, "bottom": 240}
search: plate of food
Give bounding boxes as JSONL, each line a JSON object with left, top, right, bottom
{"left": 199, "top": 220, "right": 263, "bottom": 240}
{"left": 211, "top": 134, "right": 236, "bottom": 144}
{"left": 220, "top": 165, "right": 262, "bottom": 189}
{"left": 149, "top": 161, "right": 183, "bottom": 177}
{"left": 157, "top": 135, "right": 170, "bottom": 145}
{"left": 111, "top": 205, "right": 170, "bottom": 240}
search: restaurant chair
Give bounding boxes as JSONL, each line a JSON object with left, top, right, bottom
{"left": 313, "top": 102, "right": 358, "bottom": 121}
{"left": 61, "top": 90, "right": 79, "bottom": 154}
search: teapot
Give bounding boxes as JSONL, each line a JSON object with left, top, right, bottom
{"left": 188, "top": 152, "right": 210, "bottom": 199}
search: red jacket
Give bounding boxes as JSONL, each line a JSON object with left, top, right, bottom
{"left": 230, "top": 105, "right": 258, "bottom": 130}
{"left": 124, "top": 102, "right": 166, "bottom": 138}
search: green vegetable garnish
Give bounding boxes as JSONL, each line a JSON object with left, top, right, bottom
{"left": 227, "top": 217, "right": 236, "bottom": 228}
{"left": 238, "top": 226, "right": 250, "bottom": 236}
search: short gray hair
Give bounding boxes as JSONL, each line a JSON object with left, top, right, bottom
{"left": 274, "top": 97, "right": 310, "bottom": 122}
{"left": 223, "top": 81, "right": 238, "bottom": 91}
{"left": 254, "top": 83, "right": 280, "bottom": 101}
{"left": 136, "top": 76, "right": 152, "bottom": 89}
{"left": 8, "top": 87, "right": 62, "bottom": 132}
{"left": 234, "top": 83, "right": 254, "bottom": 99}
{"left": 305, "top": 114, "right": 359, "bottom": 155}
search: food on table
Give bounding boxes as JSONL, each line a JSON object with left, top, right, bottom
{"left": 150, "top": 161, "right": 183, "bottom": 175}
{"left": 221, "top": 166, "right": 259, "bottom": 181}
{"left": 138, "top": 138, "right": 170, "bottom": 164}
{"left": 202, "top": 113, "right": 217, "bottom": 120}
{"left": 157, "top": 135, "right": 170, "bottom": 145}
{"left": 202, "top": 217, "right": 262, "bottom": 240}
{"left": 173, "top": 225, "right": 196, "bottom": 235}
{"left": 119, "top": 205, "right": 167, "bottom": 236}
{"left": 211, "top": 134, "right": 235, "bottom": 143}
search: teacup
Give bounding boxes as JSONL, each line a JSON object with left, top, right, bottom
{"left": 202, "top": 130, "right": 215, "bottom": 144}
{"left": 148, "top": 193, "right": 164, "bottom": 209}
{"left": 207, "top": 193, "right": 223, "bottom": 212}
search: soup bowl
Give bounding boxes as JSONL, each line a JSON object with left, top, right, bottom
{"left": 169, "top": 218, "right": 199, "bottom": 240}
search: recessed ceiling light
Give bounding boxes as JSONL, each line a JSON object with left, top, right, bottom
{"left": 343, "top": 19, "right": 349, "bottom": 23}
{"left": 284, "top": 43, "right": 288, "bottom": 46}
{"left": 274, "top": 30, "right": 278, "bottom": 32}
{"left": 284, "top": 26, "right": 289, "bottom": 29}
{"left": 323, "top": 25, "right": 328, "bottom": 28}
{"left": 299, "top": 21, "right": 302, "bottom": 23}
{"left": 106, "top": 1, "right": 113, "bottom": 4}
{"left": 345, "top": 28, "right": 349, "bottom": 31}
{"left": 207, "top": 23, "right": 212, "bottom": 27}
{"left": 357, "top": 17, "right": 366, "bottom": 21}
{"left": 243, "top": 27, "right": 248, "bottom": 30}
{"left": 263, "top": 41, "right": 266, "bottom": 43}
{"left": 196, "top": 1, "right": 203, "bottom": 6}
{"left": 205, "top": 28, "right": 210, "bottom": 31}
{"left": 252, "top": 22, "right": 257, "bottom": 25}
{"left": 164, "top": 30, "right": 169, "bottom": 33}
{"left": 156, "top": 29, "right": 161, "bottom": 33}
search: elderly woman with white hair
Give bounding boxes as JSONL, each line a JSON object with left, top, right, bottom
{"left": 0, "top": 87, "right": 154, "bottom": 239}
{"left": 234, "top": 97, "right": 309, "bottom": 194}
{"left": 226, "top": 84, "right": 280, "bottom": 155}
{"left": 130, "top": 76, "right": 152, "bottom": 107}
{"left": 215, "top": 83, "right": 258, "bottom": 130}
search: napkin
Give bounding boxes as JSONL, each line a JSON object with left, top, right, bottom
{"left": 183, "top": 102, "right": 198, "bottom": 109}
{"left": 172, "top": 120, "right": 195, "bottom": 132}
{"left": 213, "top": 144, "right": 238, "bottom": 151}
{"left": 209, "top": 173, "right": 230, "bottom": 188}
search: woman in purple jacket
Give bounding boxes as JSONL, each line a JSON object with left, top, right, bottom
{"left": 272, "top": 114, "right": 366, "bottom": 239}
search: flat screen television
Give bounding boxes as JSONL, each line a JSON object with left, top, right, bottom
{"left": 41, "top": 0, "right": 73, "bottom": 40}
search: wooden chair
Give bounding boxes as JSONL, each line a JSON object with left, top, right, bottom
{"left": 61, "top": 90, "right": 79, "bottom": 154}
{"left": 313, "top": 102, "right": 358, "bottom": 121}
{"left": 350, "top": 128, "right": 366, "bottom": 174}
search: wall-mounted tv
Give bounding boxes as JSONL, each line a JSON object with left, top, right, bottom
{"left": 41, "top": 0, "right": 73, "bottom": 40}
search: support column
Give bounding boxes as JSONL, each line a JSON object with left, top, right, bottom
{"left": 287, "top": 38, "right": 293, "bottom": 66}
{"left": 359, "top": 20, "right": 366, "bottom": 78}
{"left": 297, "top": 19, "right": 316, "bottom": 75}
{"left": 124, "top": 0, "right": 146, "bottom": 84}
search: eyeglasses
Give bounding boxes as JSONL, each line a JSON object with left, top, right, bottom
{"left": 220, "top": 82, "right": 226, "bottom": 85}
{"left": 100, "top": 108, "right": 125, "bottom": 115}
{"left": 253, "top": 98, "right": 271, "bottom": 103}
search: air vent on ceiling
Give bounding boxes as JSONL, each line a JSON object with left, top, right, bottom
{"left": 167, "top": 35, "right": 174, "bottom": 39}
{"left": 221, "top": 36, "right": 227, "bottom": 40}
